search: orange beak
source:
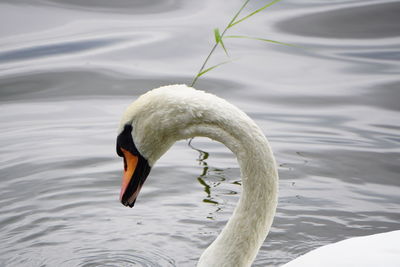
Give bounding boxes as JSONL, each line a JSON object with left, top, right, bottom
{"left": 119, "top": 148, "right": 139, "bottom": 202}
{"left": 117, "top": 124, "right": 151, "bottom": 207}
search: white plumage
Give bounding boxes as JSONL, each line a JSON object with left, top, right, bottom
{"left": 118, "top": 84, "right": 400, "bottom": 267}
{"left": 282, "top": 230, "right": 400, "bottom": 267}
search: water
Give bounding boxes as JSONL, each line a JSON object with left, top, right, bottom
{"left": 1, "top": 0, "right": 399, "bottom": 266}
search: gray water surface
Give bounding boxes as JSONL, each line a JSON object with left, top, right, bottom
{"left": 1, "top": 0, "right": 399, "bottom": 266}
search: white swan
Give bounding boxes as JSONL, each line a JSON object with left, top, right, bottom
{"left": 116, "top": 84, "right": 400, "bottom": 267}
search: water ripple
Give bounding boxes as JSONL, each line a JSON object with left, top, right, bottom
{"left": 31, "top": 0, "right": 193, "bottom": 14}
{"left": 277, "top": 2, "right": 400, "bottom": 39}
{"left": 0, "top": 37, "right": 127, "bottom": 63}
{"left": 1, "top": 0, "right": 400, "bottom": 266}
{"left": 4, "top": 248, "right": 175, "bottom": 267}
{"left": 69, "top": 249, "right": 175, "bottom": 267}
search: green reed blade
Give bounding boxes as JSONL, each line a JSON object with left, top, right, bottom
{"left": 229, "top": 0, "right": 283, "bottom": 28}
{"left": 224, "top": 35, "right": 295, "bottom": 46}
{"left": 197, "top": 61, "right": 231, "bottom": 77}
{"left": 214, "top": 28, "right": 229, "bottom": 57}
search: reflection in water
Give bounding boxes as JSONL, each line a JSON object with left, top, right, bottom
{"left": 189, "top": 139, "right": 242, "bottom": 220}
{"left": 189, "top": 139, "right": 220, "bottom": 206}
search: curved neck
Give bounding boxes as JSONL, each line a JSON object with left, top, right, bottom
{"left": 180, "top": 119, "right": 278, "bottom": 267}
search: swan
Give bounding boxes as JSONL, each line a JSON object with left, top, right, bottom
{"left": 116, "top": 84, "right": 400, "bottom": 267}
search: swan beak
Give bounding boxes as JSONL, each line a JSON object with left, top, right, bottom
{"left": 119, "top": 147, "right": 151, "bottom": 208}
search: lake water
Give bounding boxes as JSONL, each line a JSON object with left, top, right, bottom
{"left": 0, "top": 0, "right": 399, "bottom": 266}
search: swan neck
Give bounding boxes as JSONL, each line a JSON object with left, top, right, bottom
{"left": 184, "top": 123, "right": 278, "bottom": 267}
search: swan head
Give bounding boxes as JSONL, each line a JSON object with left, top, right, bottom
{"left": 116, "top": 84, "right": 198, "bottom": 207}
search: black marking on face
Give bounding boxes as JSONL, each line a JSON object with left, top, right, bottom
{"left": 116, "top": 124, "right": 151, "bottom": 207}
{"left": 116, "top": 124, "right": 140, "bottom": 157}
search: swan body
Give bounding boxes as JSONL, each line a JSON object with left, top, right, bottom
{"left": 116, "top": 84, "right": 399, "bottom": 266}
{"left": 282, "top": 230, "right": 400, "bottom": 267}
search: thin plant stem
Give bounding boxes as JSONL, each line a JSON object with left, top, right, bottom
{"left": 190, "top": 0, "right": 251, "bottom": 87}
{"left": 188, "top": 0, "right": 286, "bottom": 146}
